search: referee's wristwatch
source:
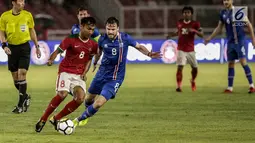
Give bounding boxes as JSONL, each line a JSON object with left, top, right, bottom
{"left": 36, "top": 45, "right": 40, "bottom": 49}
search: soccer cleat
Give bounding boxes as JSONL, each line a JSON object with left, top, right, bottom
{"left": 248, "top": 87, "right": 255, "bottom": 94}
{"left": 72, "top": 118, "right": 88, "bottom": 128}
{"left": 224, "top": 89, "right": 233, "bottom": 93}
{"left": 191, "top": 80, "right": 196, "bottom": 91}
{"left": 49, "top": 116, "right": 59, "bottom": 130}
{"left": 23, "top": 94, "right": 31, "bottom": 112}
{"left": 176, "top": 88, "right": 182, "bottom": 92}
{"left": 35, "top": 120, "right": 46, "bottom": 132}
{"left": 12, "top": 106, "right": 23, "bottom": 114}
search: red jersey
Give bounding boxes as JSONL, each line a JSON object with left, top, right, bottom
{"left": 58, "top": 34, "right": 98, "bottom": 75}
{"left": 177, "top": 20, "right": 201, "bottom": 52}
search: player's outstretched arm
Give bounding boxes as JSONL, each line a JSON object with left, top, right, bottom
{"left": 92, "top": 48, "right": 103, "bottom": 72}
{"left": 135, "top": 43, "right": 161, "bottom": 59}
{"left": 47, "top": 49, "right": 61, "bottom": 66}
{"left": 190, "top": 28, "right": 204, "bottom": 38}
{"left": 204, "top": 21, "right": 224, "bottom": 45}
{"left": 81, "top": 59, "right": 92, "bottom": 81}
{"left": 166, "top": 30, "right": 178, "bottom": 39}
{"left": 246, "top": 17, "right": 255, "bottom": 46}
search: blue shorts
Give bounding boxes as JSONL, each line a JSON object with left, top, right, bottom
{"left": 88, "top": 77, "right": 123, "bottom": 100}
{"left": 227, "top": 43, "right": 246, "bottom": 61}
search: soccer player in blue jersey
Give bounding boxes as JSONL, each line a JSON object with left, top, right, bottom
{"left": 205, "top": 0, "right": 255, "bottom": 93}
{"left": 71, "top": 7, "right": 100, "bottom": 42}
{"left": 72, "top": 17, "right": 161, "bottom": 126}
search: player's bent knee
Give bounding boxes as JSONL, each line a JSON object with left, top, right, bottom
{"left": 228, "top": 61, "right": 235, "bottom": 68}
{"left": 11, "top": 72, "right": 19, "bottom": 81}
{"left": 75, "top": 95, "right": 85, "bottom": 104}
{"left": 85, "top": 93, "right": 97, "bottom": 101}
{"left": 57, "top": 91, "right": 69, "bottom": 98}
{"left": 93, "top": 95, "right": 107, "bottom": 109}
{"left": 239, "top": 58, "right": 247, "bottom": 66}
{"left": 18, "top": 69, "right": 27, "bottom": 80}
{"left": 73, "top": 86, "right": 85, "bottom": 103}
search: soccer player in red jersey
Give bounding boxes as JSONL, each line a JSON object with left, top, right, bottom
{"left": 167, "top": 6, "right": 203, "bottom": 92}
{"left": 35, "top": 17, "right": 98, "bottom": 132}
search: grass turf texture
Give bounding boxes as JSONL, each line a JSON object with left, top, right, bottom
{"left": 1, "top": 64, "right": 255, "bottom": 143}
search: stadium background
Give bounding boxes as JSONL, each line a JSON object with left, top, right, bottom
{"left": 1, "top": 0, "right": 255, "bottom": 65}
{"left": 2, "top": 0, "right": 255, "bottom": 143}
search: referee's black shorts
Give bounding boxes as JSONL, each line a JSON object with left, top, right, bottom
{"left": 8, "top": 42, "right": 31, "bottom": 72}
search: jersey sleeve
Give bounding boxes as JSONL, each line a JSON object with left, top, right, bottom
{"left": 127, "top": 34, "right": 137, "bottom": 47}
{"left": 91, "top": 42, "right": 99, "bottom": 57}
{"left": 98, "top": 36, "right": 104, "bottom": 50}
{"left": 58, "top": 37, "right": 72, "bottom": 52}
{"left": 28, "top": 12, "right": 35, "bottom": 28}
{"left": 219, "top": 11, "right": 224, "bottom": 23}
{"left": 0, "top": 15, "right": 6, "bottom": 31}
{"left": 195, "top": 22, "right": 201, "bottom": 31}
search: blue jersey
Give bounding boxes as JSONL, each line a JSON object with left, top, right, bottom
{"left": 220, "top": 9, "right": 246, "bottom": 44}
{"left": 71, "top": 24, "right": 100, "bottom": 41}
{"left": 97, "top": 32, "right": 137, "bottom": 80}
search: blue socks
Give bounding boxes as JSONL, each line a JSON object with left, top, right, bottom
{"left": 243, "top": 65, "right": 253, "bottom": 85}
{"left": 228, "top": 68, "right": 235, "bottom": 88}
{"left": 84, "top": 100, "right": 94, "bottom": 108}
{"left": 78, "top": 105, "right": 98, "bottom": 121}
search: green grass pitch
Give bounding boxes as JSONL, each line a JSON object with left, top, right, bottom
{"left": 1, "top": 64, "right": 255, "bottom": 143}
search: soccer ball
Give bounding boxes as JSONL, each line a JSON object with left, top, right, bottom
{"left": 57, "top": 119, "right": 75, "bottom": 135}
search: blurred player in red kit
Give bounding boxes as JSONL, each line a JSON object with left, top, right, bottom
{"left": 35, "top": 17, "right": 98, "bottom": 132}
{"left": 167, "top": 6, "right": 204, "bottom": 92}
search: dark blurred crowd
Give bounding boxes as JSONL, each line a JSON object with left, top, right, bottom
{"left": 120, "top": 0, "right": 255, "bottom": 6}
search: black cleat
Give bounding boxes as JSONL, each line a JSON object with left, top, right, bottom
{"left": 49, "top": 116, "right": 58, "bottom": 130}
{"left": 35, "top": 120, "right": 46, "bottom": 133}
{"left": 23, "top": 94, "right": 31, "bottom": 112}
{"left": 12, "top": 106, "right": 23, "bottom": 114}
{"left": 176, "top": 88, "right": 182, "bottom": 92}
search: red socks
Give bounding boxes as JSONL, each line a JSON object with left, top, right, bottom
{"left": 176, "top": 70, "right": 183, "bottom": 88}
{"left": 41, "top": 94, "right": 64, "bottom": 121}
{"left": 55, "top": 99, "right": 82, "bottom": 120}
{"left": 191, "top": 68, "right": 198, "bottom": 81}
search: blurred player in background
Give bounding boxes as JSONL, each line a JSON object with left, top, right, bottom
{"left": 0, "top": 0, "right": 41, "bottom": 113}
{"left": 35, "top": 17, "right": 98, "bottom": 132}
{"left": 167, "top": 6, "right": 203, "bottom": 92}
{"left": 204, "top": 0, "right": 255, "bottom": 93}
{"left": 72, "top": 17, "right": 161, "bottom": 127}
{"left": 71, "top": 7, "right": 100, "bottom": 42}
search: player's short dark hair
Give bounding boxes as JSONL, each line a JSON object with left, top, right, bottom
{"left": 80, "top": 17, "right": 96, "bottom": 26}
{"left": 77, "top": 6, "right": 88, "bottom": 14}
{"left": 105, "top": 17, "right": 119, "bottom": 27}
{"left": 182, "top": 6, "right": 194, "bottom": 14}
{"left": 12, "top": 0, "right": 17, "bottom": 2}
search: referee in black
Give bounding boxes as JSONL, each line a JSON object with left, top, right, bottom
{"left": 0, "top": 0, "right": 41, "bottom": 113}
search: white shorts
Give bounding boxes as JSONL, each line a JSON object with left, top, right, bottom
{"left": 56, "top": 72, "right": 86, "bottom": 94}
{"left": 176, "top": 50, "right": 198, "bottom": 67}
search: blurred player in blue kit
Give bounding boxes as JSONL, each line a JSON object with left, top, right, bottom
{"left": 71, "top": 7, "right": 100, "bottom": 42}
{"left": 73, "top": 17, "right": 161, "bottom": 126}
{"left": 205, "top": 0, "right": 255, "bottom": 93}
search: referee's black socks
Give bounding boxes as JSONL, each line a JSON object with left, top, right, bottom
{"left": 14, "top": 80, "right": 19, "bottom": 90}
{"left": 17, "top": 80, "right": 28, "bottom": 107}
